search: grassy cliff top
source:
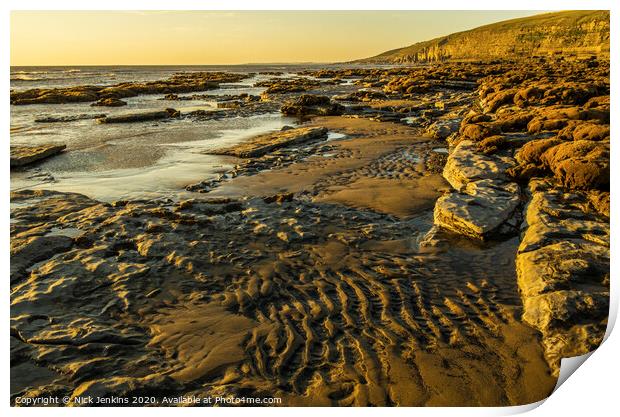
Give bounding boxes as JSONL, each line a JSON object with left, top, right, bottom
{"left": 359, "top": 10, "right": 610, "bottom": 63}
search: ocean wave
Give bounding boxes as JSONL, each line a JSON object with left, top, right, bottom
{"left": 13, "top": 69, "right": 82, "bottom": 75}
{"left": 11, "top": 76, "right": 47, "bottom": 81}
{"left": 11, "top": 71, "right": 101, "bottom": 82}
{"left": 12, "top": 70, "right": 49, "bottom": 75}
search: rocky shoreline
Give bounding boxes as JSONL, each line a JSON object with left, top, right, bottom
{"left": 10, "top": 58, "right": 609, "bottom": 405}
{"left": 421, "top": 59, "right": 610, "bottom": 375}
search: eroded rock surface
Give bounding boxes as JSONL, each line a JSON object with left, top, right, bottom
{"left": 91, "top": 98, "right": 127, "bottom": 107}
{"left": 425, "top": 57, "right": 609, "bottom": 374}
{"left": 10, "top": 144, "right": 67, "bottom": 168}
{"left": 280, "top": 95, "right": 344, "bottom": 116}
{"left": 11, "top": 114, "right": 560, "bottom": 407}
{"left": 425, "top": 118, "right": 461, "bottom": 140}
{"left": 516, "top": 180, "right": 609, "bottom": 375}
{"left": 434, "top": 180, "right": 520, "bottom": 239}
{"left": 432, "top": 140, "right": 520, "bottom": 239}
{"left": 11, "top": 72, "right": 248, "bottom": 105}
{"left": 96, "top": 108, "right": 180, "bottom": 124}
{"left": 442, "top": 140, "right": 516, "bottom": 191}
{"left": 211, "top": 127, "right": 328, "bottom": 158}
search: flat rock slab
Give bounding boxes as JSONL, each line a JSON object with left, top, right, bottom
{"left": 434, "top": 179, "right": 520, "bottom": 239}
{"left": 10, "top": 144, "right": 66, "bottom": 168}
{"left": 443, "top": 140, "right": 516, "bottom": 190}
{"left": 96, "top": 109, "right": 178, "bottom": 124}
{"left": 212, "top": 126, "right": 328, "bottom": 158}
{"left": 35, "top": 114, "right": 106, "bottom": 123}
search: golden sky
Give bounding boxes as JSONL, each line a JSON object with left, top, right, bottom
{"left": 11, "top": 11, "right": 542, "bottom": 66}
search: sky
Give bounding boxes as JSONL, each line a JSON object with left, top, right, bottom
{"left": 11, "top": 10, "right": 544, "bottom": 66}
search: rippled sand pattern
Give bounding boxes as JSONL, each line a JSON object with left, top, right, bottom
{"left": 11, "top": 118, "right": 556, "bottom": 406}
{"left": 10, "top": 189, "right": 555, "bottom": 406}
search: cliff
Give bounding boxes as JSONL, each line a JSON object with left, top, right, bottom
{"left": 359, "top": 10, "right": 610, "bottom": 64}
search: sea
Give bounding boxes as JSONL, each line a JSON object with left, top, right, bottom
{"left": 10, "top": 65, "right": 352, "bottom": 202}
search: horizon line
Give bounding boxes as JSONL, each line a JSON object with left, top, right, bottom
{"left": 10, "top": 61, "right": 350, "bottom": 67}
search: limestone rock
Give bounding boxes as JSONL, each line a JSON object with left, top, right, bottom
{"left": 542, "top": 323, "right": 607, "bottom": 376}
{"left": 359, "top": 11, "right": 609, "bottom": 64}
{"left": 514, "top": 138, "right": 563, "bottom": 165}
{"left": 10, "top": 235, "right": 73, "bottom": 284}
{"left": 10, "top": 144, "right": 66, "bottom": 168}
{"left": 434, "top": 180, "right": 520, "bottom": 240}
{"left": 96, "top": 108, "right": 180, "bottom": 124}
{"left": 35, "top": 114, "right": 106, "bottom": 123}
{"left": 540, "top": 140, "right": 609, "bottom": 190}
{"left": 477, "top": 135, "right": 506, "bottom": 155}
{"left": 212, "top": 127, "right": 328, "bottom": 158}
{"left": 459, "top": 122, "right": 500, "bottom": 142}
{"left": 521, "top": 290, "right": 608, "bottom": 332}
{"left": 90, "top": 97, "right": 127, "bottom": 107}
{"left": 280, "top": 95, "right": 344, "bottom": 116}
{"left": 333, "top": 90, "right": 387, "bottom": 102}
{"left": 442, "top": 140, "right": 516, "bottom": 190}
{"left": 558, "top": 121, "right": 609, "bottom": 141}
{"left": 425, "top": 118, "right": 461, "bottom": 140}
{"left": 588, "top": 190, "right": 610, "bottom": 217}
{"left": 517, "top": 241, "right": 609, "bottom": 298}
{"left": 11, "top": 72, "right": 245, "bottom": 105}
{"left": 516, "top": 180, "right": 609, "bottom": 375}
{"left": 255, "top": 77, "right": 320, "bottom": 94}
{"left": 482, "top": 88, "right": 517, "bottom": 113}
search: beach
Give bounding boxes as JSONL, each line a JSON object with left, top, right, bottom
{"left": 10, "top": 56, "right": 609, "bottom": 406}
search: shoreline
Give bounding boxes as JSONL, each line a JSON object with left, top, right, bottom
{"left": 10, "top": 58, "right": 609, "bottom": 406}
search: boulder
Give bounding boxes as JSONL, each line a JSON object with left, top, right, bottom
{"left": 280, "top": 95, "right": 344, "bottom": 116}
{"left": 459, "top": 122, "right": 500, "bottom": 142}
{"left": 526, "top": 118, "right": 570, "bottom": 134}
{"left": 559, "top": 122, "right": 610, "bottom": 142}
{"left": 442, "top": 140, "right": 516, "bottom": 190}
{"left": 514, "top": 86, "right": 544, "bottom": 108}
{"left": 96, "top": 108, "right": 180, "bottom": 124}
{"left": 476, "top": 135, "right": 506, "bottom": 155}
{"left": 434, "top": 180, "right": 520, "bottom": 240}
{"left": 462, "top": 112, "right": 492, "bottom": 125}
{"left": 494, "top": 112, "right": 535, "bottom": 132}
{"left": 483, "top": 88, "right": 517, "bottom": 112}
{"left": 91, "top": 97, "right": 127, "bottom": 107}
{"left": 514, "top": 138, "right": 563, "bottom": 165}
{"left": 211, "top": 127, "right": 328, "bottom": 158}
{"left": 540, "top": 140, "right": 609, "bottom": 190}
{"left": 425, "top": 118, "right": 461, "bottom": 140}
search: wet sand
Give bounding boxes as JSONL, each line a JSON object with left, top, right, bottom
{"left": 11, "top": 115, "right": 556, "bottom": 406}
{"left": 201, "top": 116, "right": 556, "bottom": 405}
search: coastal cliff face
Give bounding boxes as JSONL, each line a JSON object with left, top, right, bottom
{"left": 362, "top": 11, "right": 610, "bottom": 64}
